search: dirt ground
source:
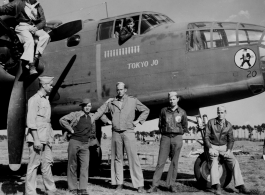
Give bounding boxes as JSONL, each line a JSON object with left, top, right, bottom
{"left": 0, "top": 138, "right": 265, "bottom": 195}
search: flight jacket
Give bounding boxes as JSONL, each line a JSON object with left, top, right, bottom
{"left": 59, "top": 102, "right": 109, "bottom": 138}
{"left": 0, "top": 0, "right": 46, "bottom": 30}
{"left": 119, "top": 26, "right": 133, "bottom": 43}
{"left": 105, "top": 94, "right": 150, "bottom": 131}
{"left": 205, "top": 118, "right": 234, "bottom": 150}
{"left": 159, "top": 106, "right": 188, "bottom": 135}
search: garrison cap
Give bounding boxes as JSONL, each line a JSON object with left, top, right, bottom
{"left": 79, "top": 98, "right": 92, "bottom": 106}
{"left": 168, "top": 91, "right": 178, "bottom": 98}
{"left": 116, "top": 82, "right": 127, "bottom": 89}
{"left": 217, "top": 106, "right": 226, "bottom": 112}
{"left": 39, "top": 76, "right": 54, "bottom": 84}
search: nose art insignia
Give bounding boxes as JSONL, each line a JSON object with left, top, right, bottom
{"left": 234, "top": 48, "right": 256, "bottom": 70}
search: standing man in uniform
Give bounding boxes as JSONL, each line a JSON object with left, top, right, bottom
{"left": 59, "top": 98, "right": 112, "bottom": 195}
{"left": 26, "top": 76, "right": 56, "bottom": 195}
{"left": 103, "top": 82, "right": 149, "bottom": 193}
{"left": 148, "top": 91, "right": 188, "bottom": 193}
{"left": 205, "top": 106, "right": 250, "bottom": 195}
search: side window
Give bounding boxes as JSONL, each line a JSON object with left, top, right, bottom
{"left": 238, "top": 30, "right": 248, "bottom": 45}
{"left": 212, "top": 29, "right": 228, "bottom": 48}
{"left": 113, "top": 19, "right": 123, "bottom": 38}
{"left": 212, "top": 29, "right": 237, "bottom": 48}
{"left": 224, "top": 30, "right": 236, "bottom": 46}
{"left": 129, "top": 15, "right": 140, "bottom": 34}
{"left": 141, "top": 14, "right": 158, "bottom": 34}
{"left": 187, "top": 30, "right": 210, "bottom": 51}
{"left": 97, "top": 21, "right": 114, "bottom": 41}
{"left": 154, "top": 14, "right": 174, "bottom": 24}
{"left": 247, "top": 30, "right": 263, "bottom": 44}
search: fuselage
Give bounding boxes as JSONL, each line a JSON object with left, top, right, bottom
{"left": 4, "top": 11, "right": 265, "bottom": 129}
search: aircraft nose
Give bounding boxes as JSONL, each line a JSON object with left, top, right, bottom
{"left": 259, "top": 47, "right": 265, "bottom": 90}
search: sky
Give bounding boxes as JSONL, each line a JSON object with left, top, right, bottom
{"left": 2, "top": 0, "right": 265, "bottom": 135}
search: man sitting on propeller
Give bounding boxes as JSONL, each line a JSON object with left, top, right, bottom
{"left": 0, "top": 0, "right": 50, "bottom": 75}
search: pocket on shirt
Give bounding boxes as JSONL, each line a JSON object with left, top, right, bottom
{"left": 38, "top": 106, "right": 48, "bottom": 117}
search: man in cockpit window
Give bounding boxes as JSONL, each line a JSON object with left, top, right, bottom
{"left": 118, "top": 17, "right": 137, "bottom": 44}
{"left": 0, "top": 0, "right": 50, "bottom": 75}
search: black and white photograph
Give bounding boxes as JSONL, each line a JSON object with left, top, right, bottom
{"left": 0, "top": 0, "right": 265, "bottom": 194}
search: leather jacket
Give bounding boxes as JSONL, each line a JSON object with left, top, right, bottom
{"left": 159, "top": 106, "right": 188, "bottom": 135}
{"left": 205, "top": 118, "right": 234, "bottom": 150}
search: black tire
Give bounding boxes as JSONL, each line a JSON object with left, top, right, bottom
{"left": 194, "top": 152, "right": 232, "bottom": 189}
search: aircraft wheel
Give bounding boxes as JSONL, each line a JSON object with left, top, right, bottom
{"left": 194, "top": 152, "right": 232, "bottom": 189}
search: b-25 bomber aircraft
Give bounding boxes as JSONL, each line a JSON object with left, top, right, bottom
{"left": 0, "top": 10, "right": 265, "bottom": 189}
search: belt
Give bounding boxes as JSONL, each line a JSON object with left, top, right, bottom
{"left": 19, "top": 21, "right": 35, "bottom": 26}
{"left": 163, "top": 133, "right": 180, "bottom": 138}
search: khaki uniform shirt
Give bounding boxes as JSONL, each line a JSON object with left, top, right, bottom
{"left": 26, "top": 90, "right": 53, "bottom": 144}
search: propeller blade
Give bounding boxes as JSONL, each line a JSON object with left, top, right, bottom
{"left": 48, "top": 20, "right": 82, "bottom": 42}
{"left": 49, "top": 55, "right": 77, "bottom": 101}
{"left": 0, "top": 65, "right": 15, "bottom": 83}
{"left": 7, "top": 61, "right": 26, "bottom": 171}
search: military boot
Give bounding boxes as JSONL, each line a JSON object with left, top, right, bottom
{"left": 215, "top": 184, "right": 223, "bottom": 195}
{"left": 236, "top": 185, "right": 251, "bottom": 194}
{"left": 29, "top": 63, "right": 38, "bottom": 75}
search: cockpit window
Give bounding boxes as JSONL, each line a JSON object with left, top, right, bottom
{"left": 224, "top": 30, "right": 237, "bottom": 46}
{"left": 113, "top": 19, "right": 123, "bottom": 38}
{"left": 97, "top": 21, "right": 114, "bottom": 41}
{"left": 212, "top": 29, "right": 237, "bottom": 48}
{"left": 247, "top": 30, "right": 263, "bottom": 44}
{"left": 187, "top": 30, "right": 210, "bottom": 51}
{"left": 238, "top": 29, "right": 263, "bottom": 45}
{"left": 188, "top": 22, "right": 212, "bottom": 29}
{"left": 212, "top": 22, "right": 237, "bottom": 29}
{"left": 140, "top": 13, "right": 174, "bottom": 34}
{"left": 152, "top": 14, "right": 174, "bottom": 24}
{"left": 141, "top": 14, "right": 159, "bottom": 34}
{"left": 239, "top": 23, "right": 265, "bottom": 31}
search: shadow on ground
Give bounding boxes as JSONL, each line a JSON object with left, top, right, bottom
{"left": 0, "top": 160, "right": 201, "bottom": 194}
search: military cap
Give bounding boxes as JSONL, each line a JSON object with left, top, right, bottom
{"left": 116, "top": 82, "right": 126, "bottom": 87}
{"left": 217, "top": 106, "right": 226, "bottom": 112}
{"left": 39, "top": 76, "right": 54, "bottom": 84}
{"left": 168, "top": 91, "right": 178, "bottom": 98}
{"left": 79, "top": 98, "right": 92, "bottom": 106}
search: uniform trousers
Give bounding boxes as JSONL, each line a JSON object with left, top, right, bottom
{"left": 152, "top": 134, "right": 183, "bottom": 187}
{"left": 67, "top": 139, "right": 90, "bottom": 191}
{"left": 25, "top": 143, "right": 56, "bottom": 195}
{"left": 15, "top": 23, "right": 50, "bottom": 63}
{"left": 111, "top": 130, "right": 144, "bottom": 188}
{"left": 209, "top": 144, "right": 244, "bottom": 187}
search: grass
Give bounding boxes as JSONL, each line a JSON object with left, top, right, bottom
{"left": 0, "top": 139, "right": 265, "bottom": 194}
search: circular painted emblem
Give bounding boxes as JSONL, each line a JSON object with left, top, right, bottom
{"left": 175, "top": 115, "right": 181, "bottom": 123}
{"left": 234, "top": 48, "right": 256, "bottom": 70}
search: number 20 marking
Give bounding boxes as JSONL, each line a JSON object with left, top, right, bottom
{"left": 247, "top": 70, "right": 257, "bottom": 78}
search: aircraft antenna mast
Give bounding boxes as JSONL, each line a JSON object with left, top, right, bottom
{"left": 105, "top": 2, "right": 109, "bottom": 18}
